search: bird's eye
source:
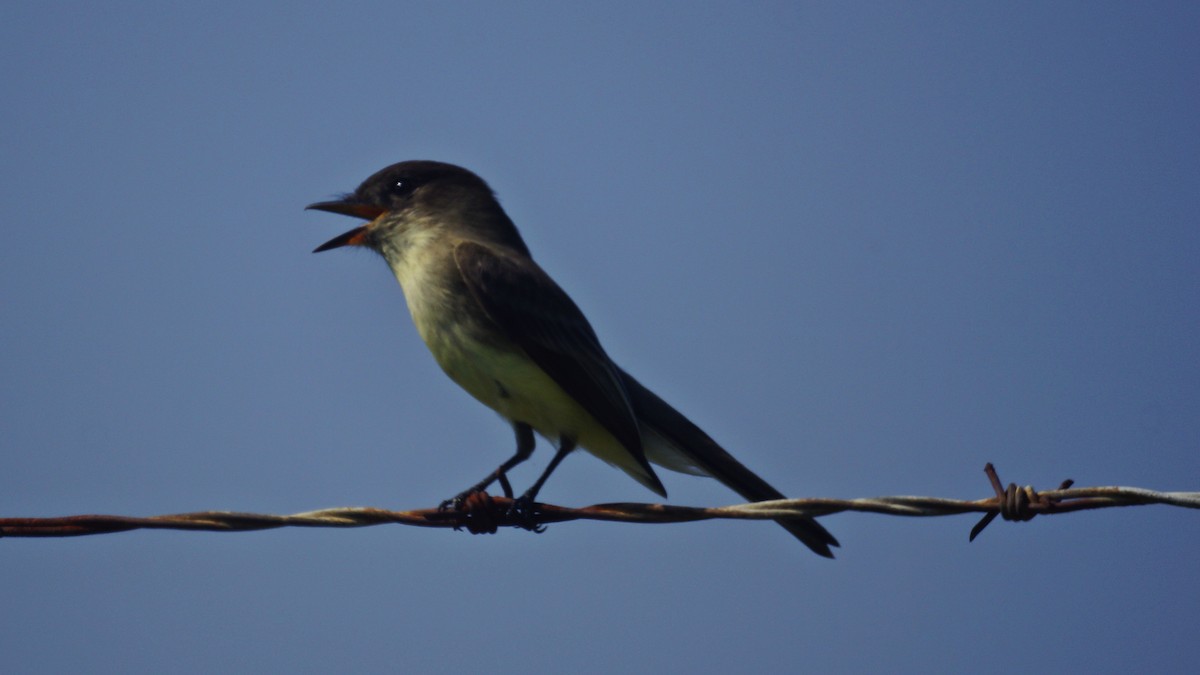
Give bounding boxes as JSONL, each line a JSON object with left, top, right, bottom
{"left": 392, "top": 180, "right": 414, "bottom": 196}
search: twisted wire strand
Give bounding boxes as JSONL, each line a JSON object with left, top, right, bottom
{"left": 2, "top": 465, "right": 1195, "bottom": 540}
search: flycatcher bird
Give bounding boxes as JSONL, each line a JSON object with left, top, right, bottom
{"left": 308, "top": 160, "right": 838, "bottom": 557}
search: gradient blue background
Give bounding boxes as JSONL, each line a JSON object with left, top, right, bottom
{"left": 3, "top": 3, "right": 1197, "bottom": 673}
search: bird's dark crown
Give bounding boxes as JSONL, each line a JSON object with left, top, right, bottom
{"left": 346, "top": 160, "right": 493, "bottom": 209}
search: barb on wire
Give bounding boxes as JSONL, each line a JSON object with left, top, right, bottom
{"left": 1, "top": 464, "right": 1196, "bottom": 541}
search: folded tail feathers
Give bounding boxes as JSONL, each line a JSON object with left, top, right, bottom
{"left": 622, "top": 369, "right": 839, "bottom": 557}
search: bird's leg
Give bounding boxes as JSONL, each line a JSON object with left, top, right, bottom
{"left": 440, "top": 423, "right": 535, "bottom": 510}
{"left": 508, "top": 437, "right": 577, "bottom": 531}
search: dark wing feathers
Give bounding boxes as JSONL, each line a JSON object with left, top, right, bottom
{"left": 453, "top": 241, "right": 664, "bottom": 494}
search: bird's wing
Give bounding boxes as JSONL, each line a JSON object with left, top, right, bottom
{"left": 453, "top": 241, "right": 664, "bottom": 495}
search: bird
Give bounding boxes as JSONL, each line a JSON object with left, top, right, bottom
{"left": 308, "top": 160, "right": 838, "bottom": 557}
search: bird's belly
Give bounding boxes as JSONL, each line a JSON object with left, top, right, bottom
{"left": 424, "top": 327, "right": 643, "bottom": 472}
{"left": 432, "top": 334, "right": 592, "bottom": 439}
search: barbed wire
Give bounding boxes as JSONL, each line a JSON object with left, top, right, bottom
{"left": 2, "top": 464, "right": 1196, "bottom": 541}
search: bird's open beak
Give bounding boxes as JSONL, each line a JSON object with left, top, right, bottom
{"left": 306, "top": 200, "right": 387, "bottom": 252}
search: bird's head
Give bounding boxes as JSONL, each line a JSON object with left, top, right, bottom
{"left": 307, "top": 160, "right": 526, "bottom": 256}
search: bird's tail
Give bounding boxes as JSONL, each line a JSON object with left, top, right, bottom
{"left": 620, "top": 369, "right": 839, "bottom": 558}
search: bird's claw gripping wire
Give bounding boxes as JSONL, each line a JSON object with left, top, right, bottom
{"left": 436, "top": 472, "right": 546, "bottom": 533}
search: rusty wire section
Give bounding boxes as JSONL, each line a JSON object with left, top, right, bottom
{"left": 2, "top": 464, "right": 1197, "bottom": 540}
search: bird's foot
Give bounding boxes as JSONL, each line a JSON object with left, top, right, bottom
{"left": 439, "top": 489, "right": 502, "bottom": 534}
{"left": 438, "top": 470, "right": 515, "bottom": 513}
{"left": 438, "top": 491, "right": 471, "bottom": 513}
{"left": 506, "top": 493, "right": 547, "bottom": 533}
{"left": 437, "top": 472, "right": 545, "bottom": 533}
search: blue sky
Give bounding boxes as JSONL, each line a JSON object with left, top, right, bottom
{"left": 2, "top": 2, "right": 1198, "bottom": 673}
